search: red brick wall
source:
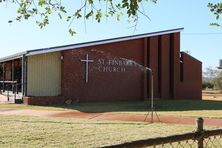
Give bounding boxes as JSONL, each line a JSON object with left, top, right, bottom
{"left": 148, "top": 36, "right": 160, "bottom": 98}
{"left": 160, "top": 34, "right": 171, "bottom": 99}
{"left": 171, "top": 33, "right": 181, "bottom": 99}
{"left": 61, "top": 39, "right": 145, "bottom": 102}
{"left": 143, "top": 38, "right": 148, "bottom": 100}
{"left": 23, "top": 96, "right": 65, "bottom": 105}
{"left": 176, "top": 52, "right": 202, "bottom": 99}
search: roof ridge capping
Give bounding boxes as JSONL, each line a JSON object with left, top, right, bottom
{"left": 0, "top": 28, "right": 184, "bottom": 62}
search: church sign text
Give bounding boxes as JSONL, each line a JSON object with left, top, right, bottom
{"left": 97, "top": 58, "right": 136, "bottom": 73}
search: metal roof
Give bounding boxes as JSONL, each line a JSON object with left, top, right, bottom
{"left": 0, "top": 51, "right": 27, "bottom": 63}
{"left": 0, "top": 28, "right": 184, "bottom": 62}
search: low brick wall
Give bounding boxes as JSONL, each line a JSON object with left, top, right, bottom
{"left": 23, "top": 96, "right": 66, "bottom": 106}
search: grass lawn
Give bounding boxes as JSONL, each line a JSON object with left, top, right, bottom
{"left": 1, "top": 99, "right": 222, "bottom": 118}
{"left": 1, "top": 98, "right": 222, "bottom": 147}
{"left": 0, "top": 115, "right": 200, "bottom": 147}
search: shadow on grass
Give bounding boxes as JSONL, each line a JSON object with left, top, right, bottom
{"left": 52, "top": 100, "right": 222, "bottom": 113}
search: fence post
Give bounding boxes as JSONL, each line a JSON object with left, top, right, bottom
{"left": 196, "top": 117, "right": 204, "bottom": 148}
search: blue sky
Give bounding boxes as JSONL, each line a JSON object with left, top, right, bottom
{"left": 0, "top": 0, "right": 221, "bottom": 70}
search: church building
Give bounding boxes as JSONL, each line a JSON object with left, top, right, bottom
{"left": 0, "top": 28, "right": 202, "bottom": 105}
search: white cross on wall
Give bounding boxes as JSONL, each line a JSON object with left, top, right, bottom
{"left": 80, "top": 54, "right": 94, "bottom": 83}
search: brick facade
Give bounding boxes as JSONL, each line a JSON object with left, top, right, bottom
{"left": 61, "top": 39, "right": 144, "bottom": 102}
{"left": 22, "top": 31, "right": 202, "bottom": 105}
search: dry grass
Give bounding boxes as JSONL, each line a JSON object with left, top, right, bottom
{"left": 202, "top": 90, "right": 222, "bottom": 101}
{"left": 0, "top": 115, "right": 197, "bottom": 148}
{"left": 0, "top": 91, "right": 221, "bottom": 147}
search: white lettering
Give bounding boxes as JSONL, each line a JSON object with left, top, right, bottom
{"left": 113, "top": 67, "right": 117, "bottom": 72}
{"left": 121, "top": 67, "right": 126, "bottom": 72}
{"left": 97, "top": 58, "right": 134, "bottom": 73}
{"left": 108, "top": 60, "right": 113, "bottom": 65}
{"left": 98, "top": 59, "right": 105, "bottom": 65}
{"left": 98, "top": 66, "right": 103, "bottom": 72}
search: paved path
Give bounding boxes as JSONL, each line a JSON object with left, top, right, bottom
{"left": 1, "top": 108, "right": 222, "bottom": 126}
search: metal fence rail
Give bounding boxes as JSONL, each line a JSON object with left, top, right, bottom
{"left": 0, "top": 81, "right": 23, "bottom": 103}
{"left": 103, "top": 118, "right": 222, "bottom": 148}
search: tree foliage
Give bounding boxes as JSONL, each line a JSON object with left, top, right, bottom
{"left": 0, "top": 0, "right": 157, "bottom": 35}
{"left": 208, "top": 2, "right": 222, "bottom": 26}
{"left": 202, "top": 81, "right": 214, "bottom": 90}
{"left": 203, "top": 67, "right": 222, "bottom": 91}
{"left": 213, "top": 73, "right": 222, "bottom": 91}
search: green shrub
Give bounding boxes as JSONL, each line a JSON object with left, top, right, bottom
{"left": 202, "top": 81, "right": 214, "bottom": 90}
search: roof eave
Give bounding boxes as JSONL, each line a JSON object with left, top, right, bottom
{"left": 26, "top": 28, "right": 184, "bottom": 56}
{"left": 0, "top": 51, "right": 27, "bottom": 63}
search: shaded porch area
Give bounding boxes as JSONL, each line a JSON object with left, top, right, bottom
{"left": 0, "top": 58, "right": 24, "bottom": 103}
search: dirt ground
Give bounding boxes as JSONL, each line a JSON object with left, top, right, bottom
{"left": 0, "top": 90, "right": 222, "bottom": 126}
{"left": 1, "top": 108, "right": 222, "bottom": 126}
{"left": 202, "top": 90, "right": 222, "bottom": 100}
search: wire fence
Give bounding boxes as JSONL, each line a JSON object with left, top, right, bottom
{"left": 103, "top": 118, "right": 222, "bottom": 148}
